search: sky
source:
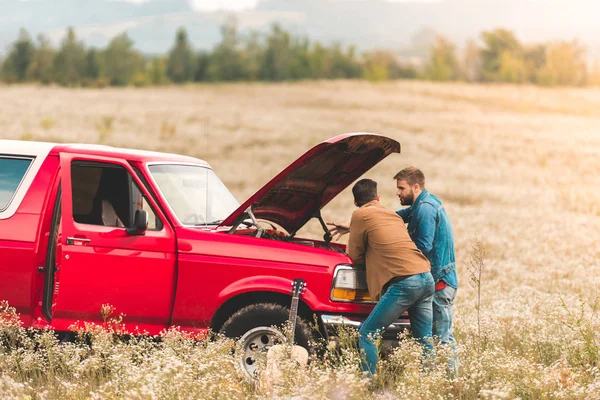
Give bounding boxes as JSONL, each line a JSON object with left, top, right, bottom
{"left": 189, "top": 0, "right": 260, "bottom": 12}
{"left": 118, "top": 0, "right": 443, "bottom": 12}
{"left": 114, "top": 0, "right": 260, "bottom": 11}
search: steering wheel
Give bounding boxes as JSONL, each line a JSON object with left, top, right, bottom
{"left": 183, "top": 213, "right": 205, "bottom": 225}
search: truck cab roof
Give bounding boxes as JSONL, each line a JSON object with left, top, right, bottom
{"left": 1, "top": 139, "right": 209, "bottom": 167}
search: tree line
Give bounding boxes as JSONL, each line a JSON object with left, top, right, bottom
{"left": 1, "top": 21, "right": 599, "bottom": 87}
{"left": 426, "top": 29, "right": 600, "bottom": 86}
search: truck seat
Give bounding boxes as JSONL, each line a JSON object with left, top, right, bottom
{"left": 101, "top": 200, "right": 124, "bottom": 227}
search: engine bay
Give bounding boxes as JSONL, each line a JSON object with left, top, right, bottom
{"left": 261, "top": 230, "right": 347, "bottom": 253}
{"left": 231, "top": 226, "right": 347, "bottom": 254}
{"left": 227, "top": 209, "right": 347, "bottom": 254}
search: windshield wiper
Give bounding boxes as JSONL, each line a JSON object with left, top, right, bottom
{"left": 202, "top": 219, "right": 224, "bottom": 225}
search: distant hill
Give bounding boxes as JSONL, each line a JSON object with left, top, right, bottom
{"left": 1, "top": 0, "right": 599, "bottom": 58}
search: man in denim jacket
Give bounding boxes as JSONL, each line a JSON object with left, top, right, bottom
{"left": 394, "top": 166, "right": 458, "bottom": 376}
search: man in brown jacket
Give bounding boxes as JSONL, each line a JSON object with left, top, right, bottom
{"left": 343, "top": 178, "right": 435, "bottom": 376}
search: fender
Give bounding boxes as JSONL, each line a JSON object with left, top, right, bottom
{"left": 218, "top": 275, "right": 321, "bottom": 311}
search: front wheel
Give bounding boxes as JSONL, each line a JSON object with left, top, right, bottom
{"left": 220, "top": 303, "right": 313, "bottom": 380}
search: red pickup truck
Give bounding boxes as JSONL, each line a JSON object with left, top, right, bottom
{"left": 0, "top": 133, "right": 405, "bottom": 376}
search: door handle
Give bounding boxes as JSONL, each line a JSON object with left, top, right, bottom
{"left": 66, "top": 237, "right": 91, "bottom": 245}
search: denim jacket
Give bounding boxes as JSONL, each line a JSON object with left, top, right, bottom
{"left": 396, "top": 189, "right": 458, "bottom": 288}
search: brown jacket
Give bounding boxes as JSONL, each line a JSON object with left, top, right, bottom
{"left": 347, "top": 200, "right": 430, "bottom": 299}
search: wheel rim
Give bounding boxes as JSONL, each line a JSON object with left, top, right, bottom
{"left": 237, "top": 326, "right": 286, "bottom": 380}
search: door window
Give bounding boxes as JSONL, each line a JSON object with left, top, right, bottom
{"left": 71, "top": 162, "right": 162, "bottom": 230}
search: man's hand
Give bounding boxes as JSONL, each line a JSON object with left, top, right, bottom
{"left": 327, "top": 222, "right": 350, "bottom": 241}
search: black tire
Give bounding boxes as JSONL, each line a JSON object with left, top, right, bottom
{"left": 220, "top": 303, "right": 313, "bottom": 351}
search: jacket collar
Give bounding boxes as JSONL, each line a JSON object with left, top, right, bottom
{"left": 404, "top": 189, "right": 429, "bottom": 219}
{"left": 412, "top": 189, "right": 429, "bottom": 208}
{"left": 360, "top": 199, "right": 383, "bottom": 209}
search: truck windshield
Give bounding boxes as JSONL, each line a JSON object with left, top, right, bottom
{"left": 148, "top": 164, "right": 239, "bottom": 225}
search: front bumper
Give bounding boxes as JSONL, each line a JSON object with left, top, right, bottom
{"left": 320, "top": 314, "right": 410, "bottom": 341}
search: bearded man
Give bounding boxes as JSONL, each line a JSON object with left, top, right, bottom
{"left": 394, "top": 166, "right": 458, "bottom": 376}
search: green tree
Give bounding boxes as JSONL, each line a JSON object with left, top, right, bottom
{"left": 150, "top": 56, "right": 168, "bottom": 85}
{"left": 194, "top": 52, "right": 211, "bottom": 82}
{"left": 287, "top": 37, "right": 311, "bottom": 79}
{"left": 361, "top": 51, "right": 417, "bottom": 81}
{"left": 1, "top": 28, "right": 35, "bottom": 82}
{"left": 524, "top": 44, "right": 546, "bottom": 83}
{"left": 259, "top": 24, "right": 295, "bottom": 81}
{"left": 53, "top": 27, "right": 86, "bottom": 86}
{"left": 497, "top": 51, "right": 527, "bottom": 83}
{"left": 28, "top": 34, "right": 55, "bottom": 84}
{"left": 309, "top": 42, "right": 332, "bottom": 79}
{"left": 536, "top": 41, "right": 588, "bottom": 86}
{"left": 361, "top": 51, "right": 392, "bottom": 81}
{"left": 424, "top": 36, "right": 460, "bottom": 81}
{"left": 329, "top": 44, "right": 361, "bottom": 79}
{"left": 480, "top": 28, "right": 523, "bottom": 82}
{"left": 242, "top": 32, "right": 264, "bottom": 80}
{"left": 207, "top": 18, "right": 248, "bottom": 81}
{"left": 83, "top": 49, "right": 101, "bottom": 80}
{"left": 167, "top": 28, "right": 195, "bottom": 83}
{"left": 463, "top": 40, "right": 482, "bottom": 82}
{"left": 103, "top": 33, "right": 143, "bottom": 86}
{"left": 388, "top": 60, "right": 418, "bottom": 80}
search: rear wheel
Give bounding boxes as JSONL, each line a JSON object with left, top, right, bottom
{"left": 220, "top": 303, "right": 313, "bottom": 380}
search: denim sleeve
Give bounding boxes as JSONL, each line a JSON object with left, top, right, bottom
{"left": 395, "top": 207, "right": 410, "bottom": 222}
{"left": 412, "top": 203, "right": 436, "bottom": 257}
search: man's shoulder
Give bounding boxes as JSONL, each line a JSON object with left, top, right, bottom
{"left": 361, "top": 205, "right": 404, "bottom": 223}
{"left": 353, "top": 205, "right": 376, "bottom": 218}
{"left": 354, "top": 203, "right": 393, "bottom": 217}
{"left": 351, "top": 207, "right": 368, "bottom": 220}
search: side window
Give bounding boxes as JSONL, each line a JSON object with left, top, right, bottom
{"left": 0, "top": 156, "right": 33, "bottom": 212}
{"left": 71, "top": 162, "right": 162, "bottom": 230}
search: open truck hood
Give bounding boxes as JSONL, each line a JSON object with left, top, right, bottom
{"left": 219, "top": 133, "right": 401, "bottom": 235}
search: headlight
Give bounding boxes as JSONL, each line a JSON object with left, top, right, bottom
{"left": 331, "top": 264, "right": 374, "bottom": 303}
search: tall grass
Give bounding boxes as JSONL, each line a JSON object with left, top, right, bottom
{"left": 1, "top": 299, "right": 599, "bottom": 399}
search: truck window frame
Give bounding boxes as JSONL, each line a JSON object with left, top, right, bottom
{"left": 70, "top": 160, "right": 164, "bottom": 231}
{"left": 42, "top": 183, "right": 61, "bottom": 321}
{"left": 0, "top": 143, "right": 52, "bottom": 221}
{"left": 0, "top": 155, "right": 34, "bottom": 213}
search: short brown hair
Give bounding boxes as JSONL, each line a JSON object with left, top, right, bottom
{"left": 352, "top": 179, "right": 378, "bottom": 206}
{"left": 393, "top": 167, "right": 425, "bottom": 188}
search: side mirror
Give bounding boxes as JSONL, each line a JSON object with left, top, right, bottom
{"left": 126, "top": 210, "right": 148, "bottom": 236}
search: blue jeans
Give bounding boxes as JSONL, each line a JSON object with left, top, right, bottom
{"left": 359, "top": 272, "right": 434, "bottom": 375}
{"left": 433, "top": 284, "right": 458, "bottom": 376}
